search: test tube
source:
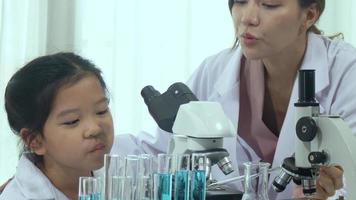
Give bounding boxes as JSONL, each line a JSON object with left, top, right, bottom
{"left": 154, "top": 154, "right": 176, "bottom": 200}
{"left": 174, "top": 154, "right": 190, "bottom": 200}
{"left": 96, "top": 177, "right": 103, "bottom": 200}
{"left": 79, "top": 176, "right": 101, "bottom": 200}
{"left": 103, "top": 154, "right": 126, "bottom": 200}
{"left": 138, "top": 154, "right": 154, "bottom": 200}
{"left": 191, "top": 154, "right": 207, "bottom": 200}
{"left": 124, "top": 155, "right": 140, "bottom": 200}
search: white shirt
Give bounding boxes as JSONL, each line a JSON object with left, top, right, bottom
{"left": 0, "top": 154, "right": 104, "bottom": 200}
{"left": 0, "top": 154, "right": 70, "bottom": 200}
{"left": 113, "top": 33, "right": 356, "bottom": 199}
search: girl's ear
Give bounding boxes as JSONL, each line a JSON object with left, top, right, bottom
{"left": 20, "top": 128, "right": 46, "bottom": 155}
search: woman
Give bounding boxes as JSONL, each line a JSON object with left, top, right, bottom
{"left": 115, "top": 0, "right": 355, "bottom": 199}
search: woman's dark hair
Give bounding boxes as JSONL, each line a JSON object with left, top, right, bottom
{"left": 228, "top": 0, "right": 327, "bottom": 48}
{"left": 4, "top": 52, "right": 107, "bottom": 163}
{"left": 297, "top": 0, "right": 325, "bottom": 34}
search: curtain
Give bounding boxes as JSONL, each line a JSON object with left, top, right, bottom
{"left": 71, "top": 0, "right": 233, "bottom": 137}
{"left": 0, "top": 0, "right": 355, "bottom": 183}
{"left": 318, "top": 0, "right": 356, "bottom": 44}
{"left": 0, "top": 0, "right": 49, "bottom": 184}
{"left": 0, "top": 0, "right": 79, "bottom": 182}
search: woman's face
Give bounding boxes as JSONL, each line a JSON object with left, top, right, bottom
{"left": 232, "top": 0, "right": 310, "bottom": 59}
{"left": 39, "top": 75, "right": 114, "bottom": 173}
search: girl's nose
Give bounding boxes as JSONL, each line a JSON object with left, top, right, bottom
{"left": 84, "top": 118, "right": 102, "bottom": 138}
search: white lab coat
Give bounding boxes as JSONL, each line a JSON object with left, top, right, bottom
{"left": 0, "top": 154, "right": 102, "bottom": 200}
{"left": 0, "top": 154, "right": 70, "bottom": 200}
{"left": 113, "top": 33, "right": 356, "bottom": 199}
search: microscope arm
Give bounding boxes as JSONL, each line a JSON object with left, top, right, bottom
{"left": 314, "top": 116, "right": 356, "bottom": 199}
{"left": 274, "top": 70, "right": 356, "bottom": 198}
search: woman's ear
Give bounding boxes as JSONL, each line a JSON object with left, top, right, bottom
{"left": 304, "top": 3, "right": 320, "bottom": 30}
{"left": 20, "top": 128, "right": 46, "bottom": 155}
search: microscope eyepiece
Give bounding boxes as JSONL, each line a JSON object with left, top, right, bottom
{"left": 167, "top": 82, "right": 198, "bottom": 101}
{"left": 295, "top": 70, "right": 319, "bottom": 107}
{"left": 141, "top": 83, "right": 198, "bottom": 133}
{"left": 298, "top": 70, "right": 316, "bottom": 103}
{"left": 141, "top": 85, "right": 161, "bottom": 104}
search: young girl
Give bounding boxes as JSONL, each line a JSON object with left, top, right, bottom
{"left": 0, "top": 53, "right": 114, "bottom": 199}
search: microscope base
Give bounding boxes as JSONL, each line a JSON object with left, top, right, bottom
{"left": 206, "top": 188, "right": 243, "bottom": 200}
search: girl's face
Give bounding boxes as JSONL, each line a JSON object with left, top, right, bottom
{"left": 232, "top": 0, "right": 310, "bottom": 59}
{"left": 39, "top": 75, "right": 114, "bottom": 173}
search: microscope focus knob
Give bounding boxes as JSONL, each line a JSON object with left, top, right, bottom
{"left": 296, "top": 117, "right": 318, "bottom": 142}
{"left": 308, "top": 151, "right": 328, "bottom": 164}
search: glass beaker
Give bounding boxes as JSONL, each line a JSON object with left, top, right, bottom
{"left": 103, "top": 154, "right": 126, "bottom": 200}
{"left": 241, "top": 162, "right": 270, "bottom": 200}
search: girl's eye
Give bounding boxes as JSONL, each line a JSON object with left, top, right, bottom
{"left": 97, "top": 108, "right": 108, "bottom": 115}
{"left": 63, "top": 119, "right": 79, "bottom": 126}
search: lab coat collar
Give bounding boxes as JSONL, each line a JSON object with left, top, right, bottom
{"left": 213, "top": 33, "right": 329, "bottom": 98}
{"left": 214, "top": 47, "right": 243, "bottom": 97}
{"left": 16, "top": 154, "right": 56, "bottom": 199}
{"left": 300, "top": 32, "right": 330, "bottom": 95}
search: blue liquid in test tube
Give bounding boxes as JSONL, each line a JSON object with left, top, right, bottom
{"left": 79, "top": 193, "right": 101, "bottom": 200}
{"left": 158, "top": 172, "right": 173, "bottom": 200}
{"left": 191, "top": 170, "right": 206, "bottom": 200}
{"left": 175, "top": 170, "right": 189, "bottom": 200}
{"left": 79, "top": 195, "right": 90, "bottom": 200}
{"left": 93, "top": 193, "right": 101, "bottom": 200}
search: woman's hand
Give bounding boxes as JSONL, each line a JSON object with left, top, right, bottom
{"left": 314, "top": 166, "right": 344, "bottom": 199}
{"left": 293, "top": 166, "right": 344, "bottom": 200}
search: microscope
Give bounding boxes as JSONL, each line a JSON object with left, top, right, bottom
{"left": 273, "top": 70, "right": 356, "bottom": 199}
{"left": 141, "top": 82, "right": 242, "bottom": 200}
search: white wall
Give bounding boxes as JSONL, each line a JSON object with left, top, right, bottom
{"left": 0, "top": 0, "right": 355, "bottom": 184}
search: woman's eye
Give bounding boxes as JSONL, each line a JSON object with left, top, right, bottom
{"left": 262, "top": 3, "right": 280, "bottom": 9}
{"left": 97, "top": 108, "right": 108, "bottom": 115}
{"left": 234, "top": 0, "right": 247, "bottom": 5}
{"left": 63, "top": 119, "right": 79, "bottom": 125}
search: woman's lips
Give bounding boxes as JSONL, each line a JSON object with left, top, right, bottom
{"left": 241, "top": 33, "right": 258, "bottom": 46}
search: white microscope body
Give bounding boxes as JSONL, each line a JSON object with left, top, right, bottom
{"left": 170, "top": 101, "right": 236, "bottom": 175}
{"left": 141, "top": 83, "right": 236, "bottom": 176}
{"left": 296, "top": 109, "right": 356, "bottom": 198}
{"left": 141, "top": 83, "right": 242, "bottom": 199}
{"left": 273, "top": 70, "right": 356, "bottom": 199}
{"left": 141, "top": 82, "right": 242, "bottom": 200}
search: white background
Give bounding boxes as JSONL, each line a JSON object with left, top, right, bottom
{"left": 1, "top": 0, "right": 355, "bottom": 183}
